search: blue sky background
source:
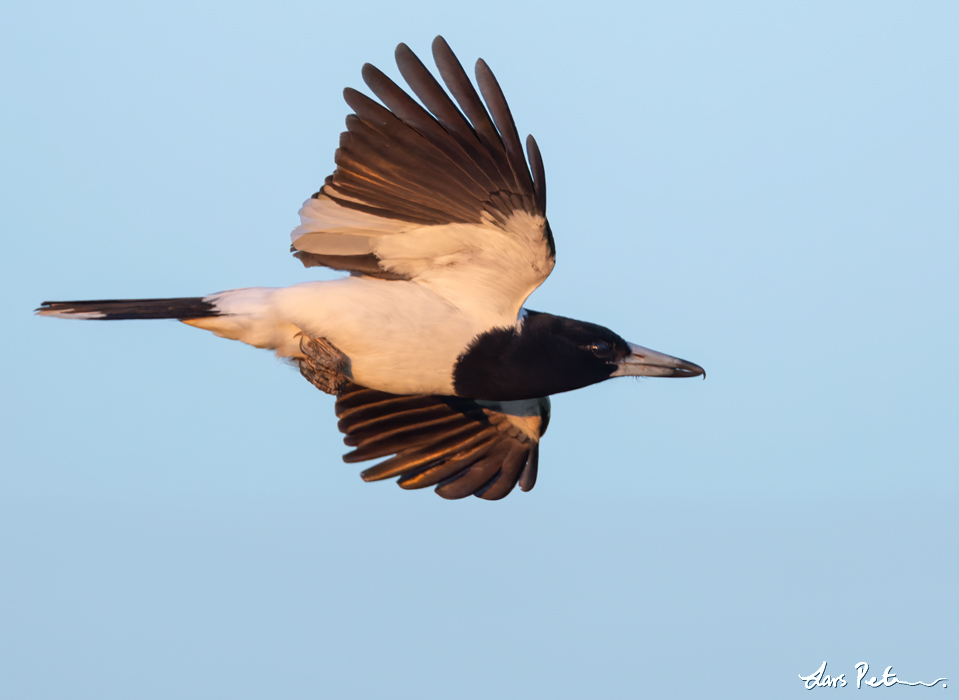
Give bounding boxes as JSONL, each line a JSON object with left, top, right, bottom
{"left": 3, "top": 1, "right": 957, "bottom": 697}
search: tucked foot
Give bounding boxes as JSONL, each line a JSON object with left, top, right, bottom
{"left": 298, "top": 334, "right": 351, "bottom": 396}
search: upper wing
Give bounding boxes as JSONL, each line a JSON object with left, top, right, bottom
{"left": 292, "top": 36, "right": 555, "bottom": 321}
{"left": 335, "top": 382, "right": 550, "bottom": 501}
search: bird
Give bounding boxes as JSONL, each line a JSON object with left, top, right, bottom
{"left": 36, "top": 36, "right": 704, "bottom": 501}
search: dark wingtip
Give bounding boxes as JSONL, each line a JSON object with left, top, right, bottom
{"left": 394, "top": 42, "right": 415, "bottom": 71}
{"left": 526, "top": 134, "right": 546, "bottom": 213}
{"left": 518, "top": 444, "right": 538, "bottom": 492}
{"left": 431, "top": 35, "right": 450, "bottom": 54}
{"left": 360, "top": 62, "right": 384, "bottom": 88}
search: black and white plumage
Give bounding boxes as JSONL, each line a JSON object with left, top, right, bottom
{"left": 37, "top": 37, "right": 704, "bottom": 500}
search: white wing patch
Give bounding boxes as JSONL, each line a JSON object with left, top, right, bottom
{"left": 292, "top": 194, "right": 415, "bottom": 254}
{"left": 292, "top": 197, "right": 553, "bottom": 328}
{"left": 375, "top": 211, "right": 552, "bottom": 326}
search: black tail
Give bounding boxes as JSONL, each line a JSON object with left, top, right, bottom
{"left": 36, "top": 297, "right": 218, "bottom": 320}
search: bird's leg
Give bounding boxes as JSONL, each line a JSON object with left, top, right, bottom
{"left": 297, "top": 334, "right": 351, "bottom": 396}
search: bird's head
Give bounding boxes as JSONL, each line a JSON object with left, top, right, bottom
{"left": 453, "top": 311, "right": 704, "bottom": 401}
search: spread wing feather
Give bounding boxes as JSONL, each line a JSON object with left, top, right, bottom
{"left": 393, "top": 43, "right": 506, "bottom": 192}
{"left": 474, "top": 58, "right": 535, "bottom": 197}
{"left": 291, "top": 36, "right": 555, "bottom": 318}
{"left": 335, "top": 382, "right": 548, "bottom": 501}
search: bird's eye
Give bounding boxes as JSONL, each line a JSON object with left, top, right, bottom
{"left": 587, "top": 341, "right": 615, "bottom": 358}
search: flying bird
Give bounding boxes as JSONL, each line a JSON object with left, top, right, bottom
{"left": 37, "top": 36, "right": 704, "bottom": 500}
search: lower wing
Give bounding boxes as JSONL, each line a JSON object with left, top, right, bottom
{"left": 333, "top": 382, "right": 549, "bottom": 501}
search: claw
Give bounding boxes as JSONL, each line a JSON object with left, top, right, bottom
{"left": 297, "top": 334, "right": 351, "bottom": 396}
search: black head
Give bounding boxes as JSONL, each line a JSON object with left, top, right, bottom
{"left": 452, "top": 311, "right": 635, "bottom": 401}
{"left": 453, "top": 311, "right": 705, "bottom": 401}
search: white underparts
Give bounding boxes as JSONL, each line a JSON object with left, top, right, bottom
{"left": 181, "top": 280, "right": 520, "bottom": 396}
{"left": 183, "top": 202, "right": 554, "bottom": 397}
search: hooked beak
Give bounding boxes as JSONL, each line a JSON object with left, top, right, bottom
{"left": 611, "top": 342, "right": 705, "bottom": 379}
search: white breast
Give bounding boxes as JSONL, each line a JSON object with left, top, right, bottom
{"left": 271, "top": 278, "right": 492, "bottom": 395}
